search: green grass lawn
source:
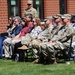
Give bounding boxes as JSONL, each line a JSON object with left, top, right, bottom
{"left": 0, "top": 59, "right": 75, "bottom": 75}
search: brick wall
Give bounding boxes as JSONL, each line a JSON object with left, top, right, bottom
{"left": 0, "top": 0, "right": 8, "bottom": 33}
{"left": 21, "top": 0, "right": 28, "bottom": 17}
{"left": 0, "top": 0, "right": 75, "bottom": 32}
{"left": 67, "top": 0, "right": 75, "bottom": 14}
{"left": 44, "top": 0, "right": 59, "bottom": 18}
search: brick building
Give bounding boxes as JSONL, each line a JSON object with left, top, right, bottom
{"left": 0, "top": 0, "right": 75, "bottom": 32}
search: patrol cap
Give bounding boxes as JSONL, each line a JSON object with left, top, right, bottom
{"left": 44, "top": 16, "right": 54, "bottom": 22}
{"left": 62, "top": 14, "right": 71, "bottom": 19}
{"left": 27, "top": 0, "right": 33, "bottom": 4}
{"left": 53, "top": 14, "right": 62, "bottom": 19}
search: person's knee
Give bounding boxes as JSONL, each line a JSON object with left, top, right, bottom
{"left": 31, "top": 40, "right": 39, "bottom": 48}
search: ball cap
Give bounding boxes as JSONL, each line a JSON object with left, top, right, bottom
{"left": 27, "top": 0, "right": 33, "bottom": 4}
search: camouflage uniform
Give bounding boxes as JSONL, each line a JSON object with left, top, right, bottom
{"left": 31, "top": 25, "right": 54, "bottom": 48}
{"left": 40, "top": 14, "right": 74, "bottom": 63}
{"left": 23, "top": 0, "right": 38, "bottom": 18}
{"left": 41, "top": 24, "right": 74, "bottom": 60}
{"left": 24, "top": 7, "right": 38, "bottom": 18}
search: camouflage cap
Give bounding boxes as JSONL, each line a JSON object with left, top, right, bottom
{"left": 44, "top": 16, "right": 54, "bottom": 22}
{"left": 62, "top": 14, "right": 71, "bottom": 19}
{"left": 53, "top": 14, "right": 62, "bottom": 19}
{"left": 27, "top": 0, "right": 33, "bottom": 4}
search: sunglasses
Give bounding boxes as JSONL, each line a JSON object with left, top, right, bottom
{"left": 27, "top": 4, "right": 31, "bottom": 6}
{"left": 54, "top": 18, "right": 58, "bottom": 20}
{"left": 33, "top": 21, "right": 36, "bottom": 23}
{"left": 62, "top": 18, "right": 65, "bottom": 20}
{"left": 44, "top": 20, "right": 47, "bottom": 23}
{"left": 22, "top": 20, "right": 25, "bottom": 22}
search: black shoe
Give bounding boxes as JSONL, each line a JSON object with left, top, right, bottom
{"left": 4, "top": 57, "right": 11, "bottom": 60}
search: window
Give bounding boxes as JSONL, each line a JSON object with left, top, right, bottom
{"left": 33, "top": 0, "right": 44, "bottom": 20}
{"left": 7, "top": 0, "right": 21, "bottom": 17}
{"left": 60, "top": 0, "right": 67, "bottom": 14}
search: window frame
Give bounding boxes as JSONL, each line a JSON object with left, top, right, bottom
{"left": 7, "top": 0, "right": 21, "bottom": 18}
{"left": 33, "top": 0, "right": 44, "bottom": 20}
{"left": 59, "top": 0, "right": 67, "bottom": 14}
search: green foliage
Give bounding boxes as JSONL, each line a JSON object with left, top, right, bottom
{"left": 0, "top": 59, "right": 75, "bottom": 75}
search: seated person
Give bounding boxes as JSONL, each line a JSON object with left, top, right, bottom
{"left": 3, "top": 14, "right": 33, "bottom": 59}
{"left": 0, "top": 16, "right": 22, "bottom": 58}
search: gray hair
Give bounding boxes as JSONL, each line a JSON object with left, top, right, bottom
{"left": 13, "top": 16, "right": 21, "bottom": 23}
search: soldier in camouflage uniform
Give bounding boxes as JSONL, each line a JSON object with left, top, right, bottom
{"left": 30, "top": 16, "right": 55, "bottom": 62}
{"left": 40, "top": 14, "right": 74, "bottom": 64}
{"left": 24, "top": 0, "right": 38, "bottom": 18}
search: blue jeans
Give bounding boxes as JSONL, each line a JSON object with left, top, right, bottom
{"left": 0, "top": 36, "right": 5, "bottom": 58}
